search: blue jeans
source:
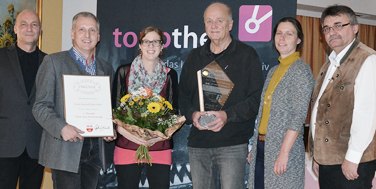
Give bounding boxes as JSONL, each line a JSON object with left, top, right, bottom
{"left": 51, "top": 138, "right": 101, "bottom": 189}
{"left": 188, "top": 143, "right": 248, "bottom": 189}
{"left": 254, "top": 140, "right": 264, "bottom": 189}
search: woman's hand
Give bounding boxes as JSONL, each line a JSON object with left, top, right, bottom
{"left": 274, "top": 130, "right": 299, "bottom": 175}
{"left": 117, "top": 126, "right": 148, "bottom": 146}
{"left": 312, "top": 159, "right": 319, "bottom": 178}
{"left": 274, "top": 152, "right": 289, "bottom": 175}
{"left": 146, "top": 137, "right": 166, "bottom": 147}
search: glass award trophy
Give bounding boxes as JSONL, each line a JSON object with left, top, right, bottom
{"left": 197, "top": 60, "right": 234, "bottom": 128}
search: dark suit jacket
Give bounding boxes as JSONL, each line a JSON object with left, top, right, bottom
{"left": 33, "top": 50, "right": 114, "bottom": 173}
{"left": 0, "top": 44, "right": 46, "bottom": 159}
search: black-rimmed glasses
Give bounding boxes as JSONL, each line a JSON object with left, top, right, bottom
{"left": 322, "top": 23, "right": 351, "bottom": 34}
{"left": 141, "top": 40, "right": 162, "bottom": 47}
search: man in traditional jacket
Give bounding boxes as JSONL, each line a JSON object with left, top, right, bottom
{"left": 310, "top": 5, "right": 376, "bottom": 188}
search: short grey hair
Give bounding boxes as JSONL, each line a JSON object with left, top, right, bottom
{"left": 72, "top": 12, "right": 100, "bottom": 31}
{"left": 321, "top": 5, "right": 358, "bottom": 26}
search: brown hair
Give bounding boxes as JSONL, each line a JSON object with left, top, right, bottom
{"left": 272, "top": 17, "right": 304, "bottom": 51}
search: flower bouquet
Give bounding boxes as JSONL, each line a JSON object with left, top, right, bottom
{"left": 113, "top": 87, "right": 185, "bottom": 165}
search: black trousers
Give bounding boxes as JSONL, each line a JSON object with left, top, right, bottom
{"left": 0, "top": 149, "right": 44, "bottom": 189}
{"left": 115, "top": 163, "right": 170, "bottom": 189}
{"left": 319, "top": 159, "right": 376, "bottom": 189}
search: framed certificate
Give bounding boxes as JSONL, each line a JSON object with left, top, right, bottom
{"left": 63, "top": 75, "right": 114, "bottom": 137}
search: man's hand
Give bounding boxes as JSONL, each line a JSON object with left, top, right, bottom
{"left": 61, "top": 124, "right": 84, "bottom": 142}
{"left": 342, "top": 159, "right": 359, "bottom": 180}
{"left": 103, "top": 131, "right": 117, "bottom": 142}
{"left": 274, "top": 152, "right": 289, "bottom": 175}
{"left": 206, "top": 111, "right": 227, "bottom": 132}
{"left": 192, "top": 111, "right": 208, "bottom": 130}
{"left": 312, "top": 160, "right": 319, "bottom": 178}
{"left": 247, "top": 151, "right": 251, "bottom": 164}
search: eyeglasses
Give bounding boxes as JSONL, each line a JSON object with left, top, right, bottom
{"left": 322, "top": 23, "right": 351, "bottom": 34}
{"left": 141, "top": 40, "right": 162, "bottom": 47}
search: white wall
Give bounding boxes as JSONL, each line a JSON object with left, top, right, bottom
{"left": 62, "top": 0, "right": 97, "bottom": 50}
{"left": 298, "top": 0, "right": 375, "bottom": 15}
{"left": 297, "top": 0, "right": 376, "bottom": 25}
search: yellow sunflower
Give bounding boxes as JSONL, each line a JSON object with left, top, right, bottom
{"left": 129, "top": 101, "right": 135, "bottom": 106}
{"left": 164, "top": 101, "right": 173, "bottom": 110}
{"left": 120, "top": 94, "right": 131, "bottom": 102}
{"left": 0, "top": 33, "right": 14, "bottom": 48}
{"left": 147, "top": 102, "right": 161, "bottom": 113}
{"left": 139, "top": 102, "right": 144, "bottom": 106}
{"left": 134, "top": 96, "right": 140, "bottom": 101}
{"left": 3, "top": 18, "right": 12, "bottom": 30}
{"left": 159, "top": 96, "right": 165, "bottom": 102}
{"left": 8, "top": 4, "right": 14, "bottom": 11}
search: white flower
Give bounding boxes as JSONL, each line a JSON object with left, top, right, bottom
{"left": 120, "top": 102, "right": 126, "bottom": 107}
{"left": 141, "top": 110, "right": 150, "bottom": 117}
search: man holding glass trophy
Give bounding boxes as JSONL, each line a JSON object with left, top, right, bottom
{"left": 179, "top": 2, "right": 264, "bottom": 189}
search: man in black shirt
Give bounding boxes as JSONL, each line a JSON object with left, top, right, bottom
{"left": 179, "top": 2, "right": 263, "bottom": 189}
{"left": 0, "top": 9, "right": 46, "bottom": 189}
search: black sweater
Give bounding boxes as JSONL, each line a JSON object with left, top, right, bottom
{"left": 179, "top": 38, "right": 264, "bottom": 148}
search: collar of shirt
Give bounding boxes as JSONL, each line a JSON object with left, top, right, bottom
{"left": 71, "top": 47, "right": 96, "bottom": 66}
{"left": 15, "top": 42, "right": 39, "bottom": 59}
{"left": 328, "top": 38, "right": 356, "bottom": 67}
{"left": 69, "top": 47, "right": 97, "bottom": 75}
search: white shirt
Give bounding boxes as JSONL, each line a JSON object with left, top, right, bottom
{"left": 311, "top": 40, "right": 376, "bottom": 164}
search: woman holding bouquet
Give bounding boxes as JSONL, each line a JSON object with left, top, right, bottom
{"left": 112, "top": 26, "right": 178, "bottom": 189}
{"left": 247, "top": 17, "right": 314, "bottom": 189}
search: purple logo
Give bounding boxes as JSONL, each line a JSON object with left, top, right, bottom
{"left": 239, "top": 5, "right": 273, "bottom": 42}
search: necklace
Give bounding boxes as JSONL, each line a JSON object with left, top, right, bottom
{"left": 264, "top": 66, "right": 288, "bottom": 106}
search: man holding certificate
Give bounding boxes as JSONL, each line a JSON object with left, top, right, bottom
{"left": 32, "top": 12, "right": 115, "bottom": 188}
{"left": 179, "top": 2, "right": 264, "bottom": 189}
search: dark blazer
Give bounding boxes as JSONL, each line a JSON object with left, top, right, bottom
{"left": 0, "top": 44, "right": 46, "bottom": 159}
{"left": 32, "top": 50, "right": 114, "bottom": 173}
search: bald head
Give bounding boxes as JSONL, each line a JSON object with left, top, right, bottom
{"left": 14, "top": 9, "right": 41, "bottom": 52}
{"left": 16, "top": 9, "right": 40, "bottom": 26}
{"left": 204, "top": 2, "right": 232, "bottom": 22}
